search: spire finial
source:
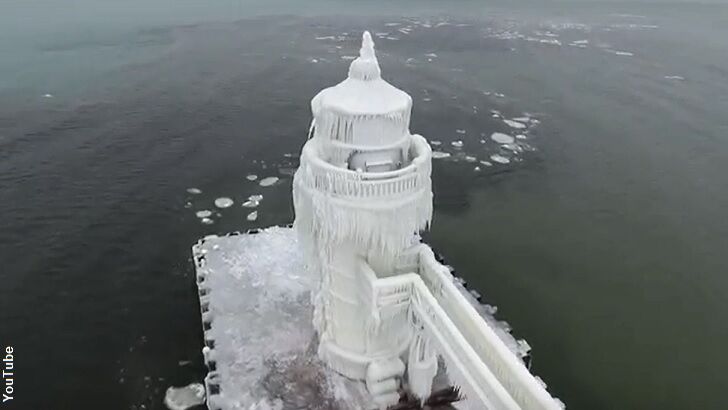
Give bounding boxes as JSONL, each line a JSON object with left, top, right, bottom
{"left": 348, "top": 31, "right": 381, "bottom": 81}
{"left": 361, "top": 31, "right": 375, "bottom": 60}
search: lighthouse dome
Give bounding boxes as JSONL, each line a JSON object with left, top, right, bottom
{"left": 311, "top": 32, "right": 412, "bottom": 151}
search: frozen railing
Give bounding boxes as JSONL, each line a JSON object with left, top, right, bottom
{"left": 415, "top": 245, "right": 564, "bottom": 410}
{"left": 358, "top": 259, "right": 521, "bottom": 409}
{"left": 297, "top": 134, "right": 431, "bottom": 203}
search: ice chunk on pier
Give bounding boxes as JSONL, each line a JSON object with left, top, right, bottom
{"left": 164, "top": 383, "right": 205, "bottom": 410}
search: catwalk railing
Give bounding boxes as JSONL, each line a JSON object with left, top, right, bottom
{"left": 359, "top": 250, "right": 565, "bottom": 410}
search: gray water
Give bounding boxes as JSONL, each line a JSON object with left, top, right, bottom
{"left": 1, "top": 1, "right": 727, "bottom": 409}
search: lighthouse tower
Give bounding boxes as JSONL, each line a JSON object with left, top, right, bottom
{"left": 293, "top": 32, "right": 434, "bottom": 406}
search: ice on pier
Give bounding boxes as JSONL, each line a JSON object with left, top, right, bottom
{"left": 491, "top": 132, "right": 515, "bottom": 144}
{"left": 259, "top": 177, "right": 279, "bottom": 187}
{"left": 196, "top": 210, "right": 212, "bottom": 218}
{"left": 246, "top": 174, "right": 258, "bottom": 181}
{"left": 246, "top": 211, "right": 258, "bottom": 221}
{"left": 187, "top": 188, "right": 202, "bottom": 195}
{"left": 214, "top": 198, "right": 234, "bottom": 209}
{"left": 164, "top": 383, "right": 205, "bottom": 410}
{"left": 192, "top": 228, "right": 545, "bottom": 409}
{"left": 432, "top": 151, "right": 451, "bottom": 159}
{"left": 490, "top": 154, "right": 511, "bottom": 164}
{"left": 503, "top": 119, "right": 527, "bottom": 129}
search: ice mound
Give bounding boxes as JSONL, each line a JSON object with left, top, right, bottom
{"left": 491, "top": 132, "right": 515, "bottom": 144}
{"left": 259, "top": 177, "right": 279, "bottom": 187}
{"left": 187, "top": 188, "right": 202, "bottom": 195}
{"left": 164, "top": 383, "right": 205, "bottom": 410}
{"left": 214, "top": 198, "right": 234, "bottom": 209}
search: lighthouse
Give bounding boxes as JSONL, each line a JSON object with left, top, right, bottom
{"left": 293, "top": 31, "right": 434, "bottom": 407}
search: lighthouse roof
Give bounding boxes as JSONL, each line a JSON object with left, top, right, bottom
{"left": 311, "top": 32, "right": 412, "bottom": 117}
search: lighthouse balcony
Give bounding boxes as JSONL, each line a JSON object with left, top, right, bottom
{"left": 295, "top": 133, "right": 431, "bottom": 205}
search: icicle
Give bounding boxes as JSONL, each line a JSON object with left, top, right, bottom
{"left": 407, "top": 331, "right": 438, "bottom": 403}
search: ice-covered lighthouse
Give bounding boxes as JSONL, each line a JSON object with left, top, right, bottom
{"left": 293, "top": 31, "right": 434, "bottom": 407}
{"left": 192, "top": 31, "right": 564, "bottom": 410}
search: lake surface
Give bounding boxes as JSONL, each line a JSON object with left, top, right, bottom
{"left": 1, "top": 1, "right": 727, "bottom": 409}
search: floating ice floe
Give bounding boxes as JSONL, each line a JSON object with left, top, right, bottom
{"left": 259, "top": 177, "right": 279, "bottom": 187}
{"left": 503, "top": 119, "right": 527, "bottom": 129}
{"left": 572, "top": 39, "right": 589, "bottom": 45}
{"left": 491, "top": 132, "right": 515, "bottom": 144}
{"left": 430, "top": 140, "right": 442, "bottom": 146}
{"left": 214, "top": 197, "right": 234, "bottom": 209}
{"left": 425, "top": 53, "right": 438, "bottom": 58}
{"left": 512, "top": 116, "right": 530, "bottom": 122}
{"left": 196, "top": 210, "right": 213, "bottom": 218}
{"left": 242, "top": 199, "right": 259, "bottom": 208}
{"left": 456, "top": 129, "right": 466, "bottom": 134}
{"left": 612, "top": 50, "right": 634, "bottom": 56}
{"left": 664, "top": 75, "right": 685, "bottom": 80}
{"left": 246, "top": 211, "right": 258, "bottom": 221}
{"left": 315, "top": 36, "right": 336, "bottom": 40}
{"left": 465, "top": 156, "right": 477, "bottom": 163}
{"left": 246, "top": 174, "right": 258, "bottom": 181}
{"left": 516, "top": 134, "right": 527, "bottom": 140}
{"left": 474, "top": 166, "right": 481, "bottom": 171}
{"left": 43, "top": 93, "right": 54, "bottom": 98}
{"left": 422, "top": 97, "right": 432, "bottom": 102}
{"left": 490, "top": 154, "right": 511, "bottom": 164}
{"left": 201, "top": 218, "right": 214, "bottom": 225}
{"left": 451, "top": 140, "right": 464, "bottom": 148}
{"left": 341, "top": 55, "right": 357, "bottom": 60}
{"left": 480, "top": 160, "right": 493, "bottom": 167}
{"left": 310, "top": 58, "right": 319, "bottom": 63}
{"left": 187, "top": 188, "right": 202, "bottom": 195}
{"left": 249, "top": 194, "right": 263, "bottom": 202}
{"left": 432, "top": 151, "right": 451, "bottom": 159}
{"left": 164, "top": 383, "right": 205, "bottom": 410}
